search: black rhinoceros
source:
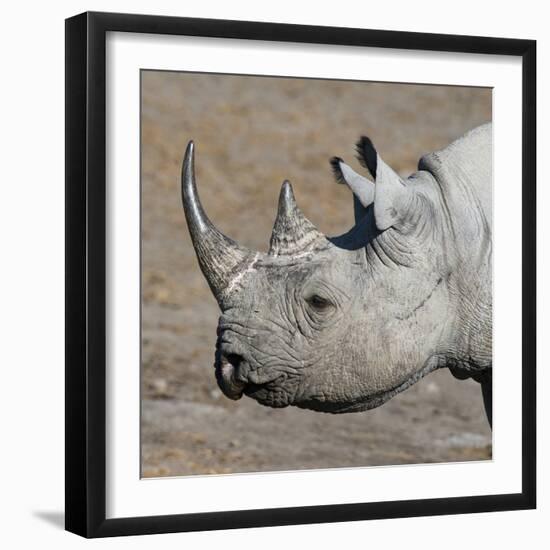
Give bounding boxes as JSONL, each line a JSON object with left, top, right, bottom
{"left": 180, "top": 123, "right": 493, "bottom": 425}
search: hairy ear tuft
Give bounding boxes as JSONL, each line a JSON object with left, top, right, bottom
{"left": 355, "top": 136, "right": 378, "bottom": 179}
{"left": 330, "top": 156, "right": 347, "bottom": 184}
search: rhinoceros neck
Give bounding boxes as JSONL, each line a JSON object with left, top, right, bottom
{"left": 419, "top": 123, "right": 493, "bottom": 376}
{"left": 419, "top": 123, "right": 492, "bottom": 230}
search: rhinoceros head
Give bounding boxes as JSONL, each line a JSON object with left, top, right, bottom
{"left": 181, "top": 139, "right": 452, "bottom": 413}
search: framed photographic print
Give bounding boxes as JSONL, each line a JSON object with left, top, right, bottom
{"left": 65, "top": 11, "right": 536, "bottom": 538}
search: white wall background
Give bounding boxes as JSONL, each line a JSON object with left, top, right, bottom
{"left": 0, "top": 1, "right": 546, "bottom": 548}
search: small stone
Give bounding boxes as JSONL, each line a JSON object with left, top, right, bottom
{"left": 209, "top": 389, "right": 221, "bottom": 400}
{"left": 426, "top": 382, "right": 440, "bottom": 395}
{"left": 151, "top": 378, "right": 169, "bottom": 397}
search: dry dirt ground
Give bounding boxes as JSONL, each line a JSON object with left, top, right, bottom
{"left": 141, "top": 71, "right": 492, "bottom": 477}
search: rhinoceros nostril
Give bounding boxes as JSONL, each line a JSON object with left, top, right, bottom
{"left": 226, "top": 353, "right": 243, "bottom": 369}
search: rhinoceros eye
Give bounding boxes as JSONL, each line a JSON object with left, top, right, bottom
{"left": 306, "top": 294, "right": 332, "bottom": 311}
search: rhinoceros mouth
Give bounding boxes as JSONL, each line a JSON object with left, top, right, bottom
{"left": 214, "top": 348, "right": 292, "bottom": 407}
{"left": 214, "top": 350, "right": 282, "bottom": 401}
{"left": 242, "top": 378, "right": 291, "bottom": 408}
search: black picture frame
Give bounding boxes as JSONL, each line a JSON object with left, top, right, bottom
{"left": 65, "top": 11, "right": 536, "bottom": 538}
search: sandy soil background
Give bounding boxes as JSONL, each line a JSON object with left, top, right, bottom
{"left": 141, "top": 71, "right": 492, "bottom": 477}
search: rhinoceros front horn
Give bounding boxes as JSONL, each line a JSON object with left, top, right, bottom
{"left": 181, "top": 141, "right": 253, "bottom": 305}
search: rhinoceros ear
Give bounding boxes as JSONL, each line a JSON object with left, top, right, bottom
{"left": 330, "top": 156, "right": 374, "bottom": 224}
{"left": 356, "top": 136, "right": 412, "bottom": 231}
{"left": 330, "top": 156, "right": 375, "bottom": 208}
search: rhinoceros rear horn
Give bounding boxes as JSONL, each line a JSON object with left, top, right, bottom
{"left": 181, "top": 141, "right": 255, "bottom": 305}
{"left": 268, "top": 181, "right": 327, "bottom": 256}
{"left": 356, "top": 135, "right": 413, "bottom": 231}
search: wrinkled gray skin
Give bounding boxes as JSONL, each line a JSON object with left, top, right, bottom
{"left": 181, "top": 123, "right": 493, "bottom": 425}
